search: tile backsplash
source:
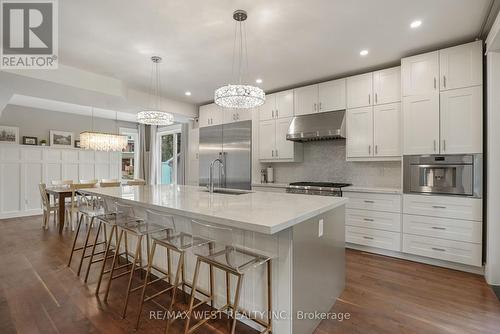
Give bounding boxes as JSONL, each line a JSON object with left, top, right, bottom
{"left": 266, "top": 140, "right": 401, "bottom": 188}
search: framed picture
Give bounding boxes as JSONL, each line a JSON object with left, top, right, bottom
{"left": 22, "top": 136, "right": 38, "bottom": 145}
{"left": 50, "top": 130, "right": 74, "bottom": 147}
{"left": 74, "top": 140, "right": 81, "bottom": 148}
{"left": 0, "top": 125, "right": 19, "bottom": 144}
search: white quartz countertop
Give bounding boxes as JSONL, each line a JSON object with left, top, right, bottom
{"left": 342, "top": 186, "right": 402, "bottom": 194}
{"left": 82, "top": 185, "right": 347, "bottom": 235}
{"left": 251, "top": 183, "right": 289, "bottom": 188}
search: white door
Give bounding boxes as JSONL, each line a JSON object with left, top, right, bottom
{"left": 276, "top": 117, "right": 294, "bottom": 159}
{"left": 373, "top": 67, "right": 401, "bottom": 105}
{"left": 259, "top": 93, "right": 276, "bottom": 121}
{"left": 347, "top": 107, "right": 373, "bottom": 157}
{"left": 373, "top": 103, "right": 401, "bottom": 157}
{"left": 275, "top": 90, "right": 294, "bottom": 118}
{"left": 23, "top": 162, "right": 43, "bottom": 211}
{"left": 318, "top": 78, "right": 346, "bottom": 112}
{"left": 402, "top": 51, "right": 439, "bottom": 96}
{"left": 294, "top": 85, "right": 318, "bottom": 116}
{"left": 259, "top": 120, "right": 276, "bottom": 160}
{"left": 402, "top": 94, "right": 440, "bottom": 154}
{"left": 440, "top": 86, "right": 482, "bottom": 154}
{"left": 440, "top": 41, "right": 482, "bottom": 91}
{"left": 347, "top": 73, "right": 373, "bottom": 109}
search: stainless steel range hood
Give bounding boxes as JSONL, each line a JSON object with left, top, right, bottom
{"left": 286, "top": 110, "right": 346, "bottom": 142}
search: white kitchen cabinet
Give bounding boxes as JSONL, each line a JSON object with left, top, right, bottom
{"left": 199, "top": 103, "right": 223, "bottom": 127}
{"left": 294, "top": 84, "right": 318, "bottom": 116}
{"left": 373, "top": 67, "right": 401, "bottom": 105}
{"left": 403, "top": 93, "right": 440, "bottom": 154}
{"left": 259, "top": 117, "right": 302, "bottom": 162}
{"left": 223, "top": 108, "right": 252, "bottom": 124}
{"left": 346, "top": 107, "right": 373, "bottom": 158}
{"left": 345, "top": 191, "right": 402, "bottom": 213}
{"left": 346, "top": 226, "right": 401, "bottom": 252}
{"left": 347, "top": 73, "right": 373, "bottom": 109}
{"left": 440, "top": 86, "right": 483, "bottom": 154}
{"left": 373, "top": 103, "right": 401, "bottom": 156}
{"left": 318, "top": 78, "right": 346, "bottom": 112}
{"left": 403, "top": 194, "right": 482, "bottom": 221}
{"left": 187, "top": 122, "right": 199, "bottom": 186}
{"left": 260, "top": 90, "right": 294, "bottom": 120}
{"left": 402, "top": 51, "right": 439, "bottom": 96}
{"left": 439, "top": 41, "right": 482, "bottom": 91}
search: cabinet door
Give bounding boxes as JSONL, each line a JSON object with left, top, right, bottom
{"left": 294, "top": 85, "right": 318, "bottom": 116}
{"left": 347, "top": 73, "right": 373, "bottom": 109}
{"left": 402, "top": 94, "right": 440, "bottom": 154}
{"left": 440, "top": 86, "right": 482, "bottom": 154}
{"left": 223, "top": 108, "right": 252, "bottom": 123}
{"left": 318, "top": 78, "right": 346, "bottom": 112}
{"left": 346, "top": 107, "right": 373, "bottom": 157}
{"left": 259, "top": 120, "right": 276, "bottom": 160}
{"left": 373, "top": 103, "right": 401, "bottom": 157}
{"left": 275, "top": 90, "right": 294, "bottom": 118}
{"left": 199, "top": 103, "right": 222, "bottom": 127}
{"left": 276, "top": 117, "right": 294, "bottom": 159}
{"left": 259, "top": 93, "right": 276, "bottom": 121}
{"left": 373, "top": 67, "right": 401, "bottom": 105}
{"left": 402, "top": 51, "right": 439, "bottom": 96}
{"left": 440, "top": 41, "right": 482, "bottom": 91}
{"left": 199, "top": 104, "right": 213, "bottom": 127}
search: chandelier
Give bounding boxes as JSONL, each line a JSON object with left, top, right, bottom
{"left": 80, "top": 108, "right": 128, "bottom": 152}
{"left": 137, "top": 56, "right": 175, "bottom": 125}
{"left": 214, "top": 10, "right": 265, "bottom": 109}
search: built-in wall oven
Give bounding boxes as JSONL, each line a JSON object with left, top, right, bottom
{"left": 403, "top": 154, "right": 482, "bottom": 198}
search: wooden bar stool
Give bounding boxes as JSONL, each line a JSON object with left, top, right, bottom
{"left": 102, "top": 203, "right": 172, "bottom": 319}
{"left": 184, "top": 220, "right": 273, "bottom": 334}
{"left": 134, "top": 211, "right": 212, "bottom": 331}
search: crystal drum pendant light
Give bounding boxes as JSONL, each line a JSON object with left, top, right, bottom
{"left": 214, "top": 10, "right": 265, "bottom": 109}
{"left": 80, "top": 108, "right": 128, "bottom": 152}
{"left": 137, "top": 56, "right": 175, "bottom": 125}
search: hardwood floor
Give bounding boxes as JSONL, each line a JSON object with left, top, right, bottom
{"left": 1, "top": 215, "right": 499, "bottom": 334}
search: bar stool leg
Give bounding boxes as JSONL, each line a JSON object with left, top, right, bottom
{"left": 134, "top": 240, "right": 157, "bottom": 330}
{"left": 123, "top": 230, "right": 130, "bottom": 265}
{"left": 208, "top": 243, "right": 215, "bottom": 308}
{"left": 122, "top": 234, "right": 143, "bottom": 319}
{"left": 67, "top": 213, "right": 84, "bottom": 267}
{"left": 267, "top": 260, "right": 273, "bottom": 334}
{"left": 84, "top": 220, "right": 103, "bottom": 283}
{"left": 77, "top": 216, "right": 95, "bottom": 276}
{"left": 104, "top": 229, "right": 124, "bottom": 302}
{"left": 184, "top": 258, "right": 202, "bottom": 334}
{"left": 230, "top": 274, "right": 243, "bottom": 334}
{"left": 165, "top": 251, "right": 184, "bottom": 334}
{"left": 95, "top": 224, "right": 116, "bottom": 296}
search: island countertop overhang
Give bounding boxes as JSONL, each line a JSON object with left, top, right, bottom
{"left": 79, "top": 185, "right": 348, "bottom": 235}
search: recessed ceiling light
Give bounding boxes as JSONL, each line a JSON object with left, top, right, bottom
{"left": 185, "top": 91, "right": 192, "bottom": 96}
{"left": 256, "top": 78, "right": 263, "bottom": 84}
{"left": 410, "top": 20, "right": 422, "bottom": 29}
{"left": 360, "top": 50, "right": 369, "bottom": 56}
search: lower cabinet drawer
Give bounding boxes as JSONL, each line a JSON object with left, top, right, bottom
{"left": 402, "top": 234, "right": 482, "bottom": 267}
{"left": 346, "top": 209, "right": 401, "bottom": 232}
{"left": 403, "top": 194, "right": 482, "bottom": 221}
{"left": 403, "top": 214, "right": 482, "bottom": 243}
{"left": 346, "top": 226, "right": 401, "bottom": 251}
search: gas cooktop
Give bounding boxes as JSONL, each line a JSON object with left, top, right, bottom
{"left": 286, "top": 182, "right": 351, "bottom": 196}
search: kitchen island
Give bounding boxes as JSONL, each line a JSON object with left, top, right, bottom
{"left": 81, "top": 185, "right": 347, "bottom": 334}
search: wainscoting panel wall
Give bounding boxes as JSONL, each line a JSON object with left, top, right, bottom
{"left": 0, "top": 144, "right": 121, "bottom": 218}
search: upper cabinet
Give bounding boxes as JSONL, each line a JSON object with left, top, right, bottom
{"left": 347, "top": 73, "right": 373, "bottom": 109}
{"left": 439, "top": 41, "right": 482, "bottom": 91}
{"left": 373, "top": 67, "right": 401, "bottom": 105}
{"left": 260, "top": 90, "right": 294, "bottom": 121}
{"left": 258, "top": 117, "right": 303, "bottom": 162}
{"left": 294, "top": 79, "right": 346, "bottom": 116}
{"left": 403, "top": 94, "right": 440, "bottom": 155}
{"left": 199, "top": 103, "right": 223, "bottom": 128}
{"left": 294, "top": 84, "right": 319, "bottom": 116}
{"left": 223, "top": 108, "right": 252, "bottom": 124}
{"left": 402, "top": 51, "right": 439, "bottom": 96}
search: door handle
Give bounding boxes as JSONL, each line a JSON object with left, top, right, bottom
{"left": 276, "top": 109, "right": 278, "bottom": 118}
{"left": 368, "top": 145, "right": 371, "bottom": 155}
{"left": 434, "top": 77, "right": 437, "bottom": 89}
{"left": 375, "top": 93, "right": 378, "bottom": 104}
{"left": 271, "top": 150, "right": 274, "bottom": 157}
{"left": 443, "top": 75, "right": 446, "bottom": 88}
{"left": 368, "top": 94, "right": 371, "bottom": 105}
{"left": 319, "top": 102, "right": 322, "bottom": 111}
{"left": 313, "top": 103, "right": 317, "bottom": 112}
{"left": 375, "top": 145, "right": 378, "bottom": 155}
{"left": 272, "top": 110, "right": 274, "bottom": 118}
{"left": 275, "top": 149, "right": 278, "bottom": 157}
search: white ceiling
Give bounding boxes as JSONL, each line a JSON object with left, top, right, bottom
{"left": 60, "top": 0, "right": 492, "bottom": 105}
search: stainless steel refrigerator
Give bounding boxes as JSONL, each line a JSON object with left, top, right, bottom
{"left": 199, "top": 120, "right": 252, "bottom": 190}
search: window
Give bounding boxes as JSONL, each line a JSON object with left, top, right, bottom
{"left": 157, "top": 126, "right": 182, "bottom": 184}
{"left": 120, "top": 128, "right": 139, "bottom": 180}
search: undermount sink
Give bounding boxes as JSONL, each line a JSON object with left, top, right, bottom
{"left": 201, "top": 188, "right": 253, "bottom": 195}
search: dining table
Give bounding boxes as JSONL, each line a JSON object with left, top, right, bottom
{"left": 45, "top": 186, "right": 73, "bottom": 233}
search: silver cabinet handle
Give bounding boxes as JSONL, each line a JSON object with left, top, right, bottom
{"left": 434, "top": 77, "right": 437, "bottom": 89}
{"left": 443, "top": 75, "right": 446, "bottom": 88}
{"left": 276, "top": 109, "right": 278, "bottom": 118}
{"left": 275, "top": 149, "right": 278, "bottom": 157}
{"left": 375, "top": 145, "right": 378, "bottom": 155}
{"left": 375, "top": 93, "right": 378, "bottom": 104}
{"left": 432, "top": 247, "right": 446, "bottom": 252}
{"left": 368, "top": 94, "right": 371, "bottom": 104}
{"left": 319, "top": 102, "right": 322, "bottom": 111}
{"left": 368, "top": 145, "right": 371, "bottom": 155}
{"left": 433, "top": 140, "right": 436, "bottom": 152}
{"left": 432, "top": 205, "right": 447, "bottom": 209}
{"left": 271, "top": 150, "right": 274, "bottom": 157}
{"left": 272, "top": 110, "right": 274, "bottom": 118}
{"left": 363, "top": 236, "right": 374, "bottom": 240}
{"left": 442, "top": 140, "right": 446, "bottom": 152}
{"left": 313, "top": 103, "right": 317, "bottom": 112}
{"left": 431, "top": 226, "right": 447, "bottom": 230}
{"left": 364, "top": 200, "right": 375, "bottom": 203}
{"left": 363, "top": 218, "right": 374, "bottom": 222}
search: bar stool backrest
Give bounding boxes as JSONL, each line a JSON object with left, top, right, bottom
{"left": 146, "top": 210, "right": 176, "bottom": 231}
{"left": 51, "top": 180, "right": 73, "bottom": 185}
{"left": 114, "top": 201, "right": 135, "bottom": 217}
{"left": 100, "top": 179, "right": 121, "bottom": 187}
{"left": 127, "top": 179, "right": 146, "bottom": 186}
{"left": 38, "top": 183, "right": 50, "bottom": 209}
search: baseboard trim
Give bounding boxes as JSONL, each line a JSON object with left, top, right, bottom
{"left": 346, "top": 243, "right": 485, "bottom": 275}
{"left": 0, "top": 210, "right": 43, "bottom": 219}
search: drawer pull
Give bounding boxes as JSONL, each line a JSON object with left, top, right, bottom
{"left": 363, "top": 236, "right": 374, "bottom": 240}
{"left": 363, "top": 218, "right": 374, "bottom": 222}
{"left": 364, "top": 200, "right": 375, "bottom": 203}
{"left": 432, "top": 205, "right": 447, "bottom": 209}
{"left": 431, "top": 226, "right": 446, "bottom": 230}
{"left": 431, "top": 247, "right": 446, "bottom": 252}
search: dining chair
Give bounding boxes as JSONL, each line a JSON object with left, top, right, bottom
{"left": 66, "top": 182, "right": 98, "bottom": 230}
{"left": 126, "top": 179, "right": 146, "bottom": 186}
{"left": 38, "top": 183, "right": 58, "bottom": 229}
{"left": 99, "top": 179, "right": 122, "bottom": 187}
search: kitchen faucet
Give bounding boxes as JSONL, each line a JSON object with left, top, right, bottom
{"left": 208, "top": 158, "right": 224, "bottom": 193}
